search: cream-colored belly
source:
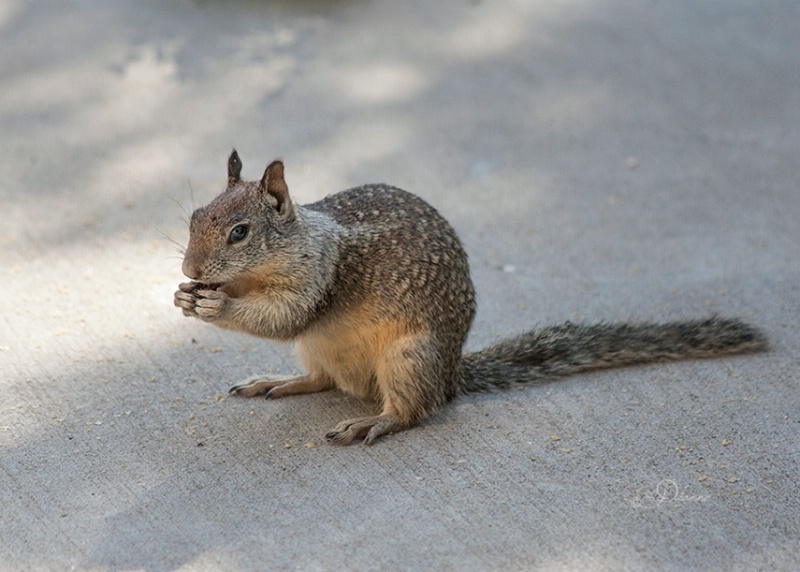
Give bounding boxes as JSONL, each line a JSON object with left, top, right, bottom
{"left": 297, "top": 314, "right": 406, "bottom": 400}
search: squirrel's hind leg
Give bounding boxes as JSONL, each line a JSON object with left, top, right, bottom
{"left": 326, "top": 334, "right": 447, "bottom": 445}
{"left": 229, "top": 374, "right": 334, "bottom": 398}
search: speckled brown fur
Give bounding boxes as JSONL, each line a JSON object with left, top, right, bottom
{"left": 174, "top": 151, "right": 767, "bottom": 445}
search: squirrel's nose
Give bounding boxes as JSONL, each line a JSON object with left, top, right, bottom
{"left": 182, "top": 257, "right": 201, "bottom": 280}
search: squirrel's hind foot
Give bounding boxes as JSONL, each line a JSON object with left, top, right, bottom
{"left": 325, "top": 414, "right": 406, "bottom": 446}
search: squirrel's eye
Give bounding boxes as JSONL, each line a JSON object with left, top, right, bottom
{"left": 229, "top": 224, "right": 249, "bottom": 243}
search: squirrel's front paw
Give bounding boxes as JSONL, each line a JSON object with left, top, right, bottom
{"left": 174, "top": 282, "right": 201, "bottom": 317}
{"left": 193, "top": 288, "right": 229, "bottom": 322}
{"left": 173, "top": 282, "right": 228, "bottom": 322}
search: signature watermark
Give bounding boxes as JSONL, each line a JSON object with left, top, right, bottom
{"left": 629, "top": 479, "right": 710, "bottom": 508}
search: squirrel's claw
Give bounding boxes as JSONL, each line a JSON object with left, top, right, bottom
{"left": 325, "top": 414, "right": 404, "bottom": 446}
{"left": 174, "top": 289, "right": 198, "bottom": 315}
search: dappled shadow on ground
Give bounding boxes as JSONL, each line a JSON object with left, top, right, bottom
{"left": 3, "top": 0, "right": 796, "bottom": 261}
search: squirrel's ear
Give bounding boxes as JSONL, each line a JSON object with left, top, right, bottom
{"left": 227, "top": 150, "right": 242, "bottom": 185}
{"left": 260, "top": 160, "right": 293, "bottom": 217}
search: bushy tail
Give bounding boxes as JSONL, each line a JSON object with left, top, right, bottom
{"left": 458, "top": 317, "right": 767, "bottom": 394}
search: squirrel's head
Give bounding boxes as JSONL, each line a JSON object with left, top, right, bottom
{"left": 182, "top": 150, "right": 299, "bottom": 286}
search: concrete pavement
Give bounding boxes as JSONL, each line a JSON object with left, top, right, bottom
{"left": 1, "top": 0, "right": 798, "bottom": 570}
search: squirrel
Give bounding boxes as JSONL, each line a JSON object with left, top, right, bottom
{"left": 174, "top": 151, "right": 768, "bottom": 445}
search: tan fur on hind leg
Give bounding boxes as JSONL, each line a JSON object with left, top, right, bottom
{"left": 325, "top": 335, "right": 446, "bottom": 445}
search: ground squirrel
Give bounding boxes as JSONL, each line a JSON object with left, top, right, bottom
{"left": 174, "top": 151, "right": 767, "bottom": 445}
